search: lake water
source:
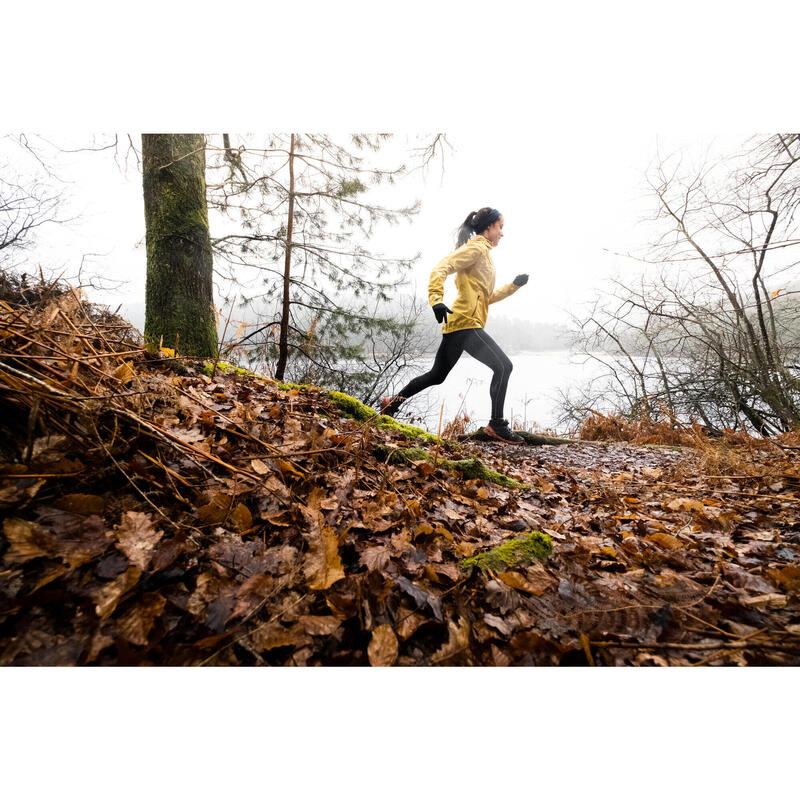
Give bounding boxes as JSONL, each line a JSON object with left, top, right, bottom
{"left": 393, "top": 350, "right": 615, "bottom": 434}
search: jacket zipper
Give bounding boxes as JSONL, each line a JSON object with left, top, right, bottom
{"left": 472, "top": 294, "right": 481, "bottom": 317}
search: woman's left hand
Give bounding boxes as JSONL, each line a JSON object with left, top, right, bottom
{"left": 513, "top": 274, "right": 529, "bottom": 286}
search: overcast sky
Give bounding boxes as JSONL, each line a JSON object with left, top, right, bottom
{"left": 2, "top": 130, "right": 726, "bottom": 330}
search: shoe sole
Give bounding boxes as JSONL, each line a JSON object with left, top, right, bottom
{"left": 485, "top": 426, "right": 523, "bottom": 445}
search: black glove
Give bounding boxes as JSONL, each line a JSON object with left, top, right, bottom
{"left": 513, "top": 274, "right": 529, "bottom": 287}
{"left": 432, "top": 303, "right": 453, "bottom": 324}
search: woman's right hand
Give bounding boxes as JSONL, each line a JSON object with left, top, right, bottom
{"left": 432, "top": 303, "right": 453, "bottom": 324}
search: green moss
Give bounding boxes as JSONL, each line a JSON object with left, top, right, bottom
{"left": 327, "top": 390, "right": 376, "bottom": 422}
{"left": 460, "top": 531, "right": 553, "bottom": 574}
{"left": 373, "top": 415, "right": 439, "bottom": 444}
{"left": 376, "top": 446, "right": 527, "bottom": 489}
{"left": 201, "top": 360, "right": 262, "bottom": 378}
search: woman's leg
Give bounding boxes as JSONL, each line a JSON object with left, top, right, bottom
{"left": 382, "top": 330, "right": 469, "bottom": 415}
{"left": 462, "top": 328, "right": 514, "bottom": 421}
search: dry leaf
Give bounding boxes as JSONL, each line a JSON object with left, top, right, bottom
{"left": 368, "top": 624, "right": 398, "bottom": 666}
{"left": 114, "top": 511, "right": 164, "bottom": 570}
{"left": 112, "top": 361, "right": 135, "bottom": 384}
{"left": 53, "top": 494, "right": 105, "bottom": 515}
{"left": 646, "top": 532, "right": 683, "bottom": 550}
{"left": 3, "top": 518, "right": 52, "bottom": 563}
{"left": 93, "top": 566, "right": 142, "bottom": 619}
{"left": 305, "top": 523, "right": 345, "bottom": 590}
{"left": 432, "top": 618, "right": 471, "bottom": 665}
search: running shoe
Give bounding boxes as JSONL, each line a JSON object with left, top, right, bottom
{"left": 380, "top": 395, "right": 402, "bottom": 417}
{"left": 485, "top": 418, "right": 524, "bottom": 444}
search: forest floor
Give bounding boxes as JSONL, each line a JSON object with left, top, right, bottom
{"left": 1, "top": 277, "right": 800, "bottom": 665}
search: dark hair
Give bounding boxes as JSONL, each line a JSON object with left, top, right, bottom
{"left": 455, "top": 207, "right": 501, "bottom": 247}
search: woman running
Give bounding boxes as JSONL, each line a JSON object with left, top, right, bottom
{"left": 380, "top": 207, "right": 528, "bottom": 444}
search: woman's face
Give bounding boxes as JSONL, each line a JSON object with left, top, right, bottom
{"left": 482, "top": 215, "right": 504, "bottom": 246}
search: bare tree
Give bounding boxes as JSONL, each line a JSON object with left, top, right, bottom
{"left": 0, "top": 136, "right": 63, "bottom": 268}
{"left": 563, "top": 135, "right": 800, "bottom": 435}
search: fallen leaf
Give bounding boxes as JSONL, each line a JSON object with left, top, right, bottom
{"left": 300, "top": 615, "right": 342, "bottom": 637}
{"left": 368, "top": 624, "right": 399, "bottom": 666}
{"left": 93, "top": 566, "right": 142, "bottom": 619}
{"left": 116, "top": 593, "right": 166, "bottom": 646}
{"left": 3, "top": 518, "right": 52, "bottom": 563}
{"left": 666, "top": 498, "right": 705, "bottom": 513}
{"left": 646, "top": 532, "right": 683, "bottom": 550}
{"left": 498, "top": 570, "right": 546, "bottom": 596}
{"left": 112, "top": 361, "right": 135, "bottom": 384}
{"left": 114, "top": 511, "right": 164, "bottom": 570}
{"left": 305, "top": 523, "right": 345, "bottom": 590}
{"left": 52, "top": 494, "right": 105, "bottom": 515}
{"left": 432, "top": 618, "right": 471, "bottom": 665}
{"left": 250, "top": 458, "right": 271, "bottom": 475}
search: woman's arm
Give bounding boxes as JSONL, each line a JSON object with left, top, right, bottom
{"left": 428, "top": 244, "right": 477, "bottom": 306}
{"left": 488, "top": 282, "right": 521, "bottom": 305}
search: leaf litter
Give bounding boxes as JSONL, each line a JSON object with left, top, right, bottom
{"left": 1, "top": 279, "right": 800, "bottom": 665}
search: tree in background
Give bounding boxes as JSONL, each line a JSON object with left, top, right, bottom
{"left": 142, "top": 134, "right": 218, "bottom": 357}
{"left": 0, "top": 135, "right": 62, "bottom": 269}
{"left": 206, "top": 133, "right": 440, "bottom": 388}
{"left": 563, "top": 134, "right": 800, "bottom": 435}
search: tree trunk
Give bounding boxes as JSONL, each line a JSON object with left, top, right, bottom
{"left": 275, "top": 133, "right": 296, "bottom": 381}
{"left": 142, "top": 134, "right": 218, "bottom": 357}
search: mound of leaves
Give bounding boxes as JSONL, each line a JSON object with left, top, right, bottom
{"left": 1, "top": 276, "right": 799, "bottom": 666}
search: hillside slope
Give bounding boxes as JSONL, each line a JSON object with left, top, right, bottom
{"left": 1, "top": 280, "right": 799, "bottom": 665}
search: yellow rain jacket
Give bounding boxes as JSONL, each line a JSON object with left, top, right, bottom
{"left": 427, "top": 235, "right": 520, "bottom": 334}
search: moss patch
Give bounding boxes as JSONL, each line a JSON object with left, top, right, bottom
{"left": 460, "top": 531, "right": 553, "bottom": 574}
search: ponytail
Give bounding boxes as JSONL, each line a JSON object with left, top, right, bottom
{"left": 454, "top": 207, "right": 501, "bottom": 248}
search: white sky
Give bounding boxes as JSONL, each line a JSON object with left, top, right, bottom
{"left": 2, "top": 131, "right": 730, "bottom": 329}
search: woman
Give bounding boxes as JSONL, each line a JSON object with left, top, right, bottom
{"left": 380, "top": 207, "right": 528, "bottom": 444}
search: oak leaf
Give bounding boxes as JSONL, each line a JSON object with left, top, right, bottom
{"left": 114, "top": 511, "right": 164, "bottom": 570}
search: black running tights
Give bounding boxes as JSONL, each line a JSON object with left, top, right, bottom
{"left": 393, "top": 328, "right": 513, "bottom": 420}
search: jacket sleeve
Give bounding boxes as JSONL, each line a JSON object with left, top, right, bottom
{"left": 428, "top": 244, "right": 478, "bottom": 306}
{"left": 488, "top": 282, "right": 521, "bottom": 305}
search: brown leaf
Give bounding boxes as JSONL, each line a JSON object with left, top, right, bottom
{"left": 666, "top": 498, "right": 705, "bottom": 513}
{"left": 361, "top": 545, "right": 390, "bottom": 572}
{"left": 368, "top": 624, "right": 399, "bottom": 666}
{"left": 498, "top": 570, "right": 546, "bottom": 596}
{"left": 646, "top": 532, "right": 683, "bottom": 550}
{"left": 300, "top": 615, "right": 342, "bottom": 637}
{"left": 741, "top": 593, "right": 787, "bottom": 610}
{"left": 117, "top": 593, "right": 167, "bottom": 646}
{"left": 112, "top": 361, "right": 135, "bottom": 384}
{"left": 114, "top": 511, "right": 164, "bottom": 570}
{"left": 93, "top": 566, "right": 141, "bottom": 619}
{"left": 230, "top": 503, "right": 253, "bottom": 532}
{"left": 305, "top": 523, "right": 345, "bottom": 590}
{"left": 395, "top": 608, "right": 427, "bottom": 641}
{"left": 250, "top": 458, "right": 271, "bottom": 475}
{"left": 249, "top": 622, "right": 312, "bottom": 652}
{"left": 197, "top": 493, "right": 234, "bottom": 525}
{"left": 52, "top": 494, "right": 105, "bottom": 515}
{"left": 432, "top": 618, "right": 471, "bottom": 665}
{"left": 3, "top": 518, "right": 53, "bottom": 563}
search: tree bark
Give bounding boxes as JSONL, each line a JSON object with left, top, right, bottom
{"left": 142, "top": 134, "right": 218, "bottom": 357}
{"left": 275, "top": 133, "right": 296, "bottom": 381}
